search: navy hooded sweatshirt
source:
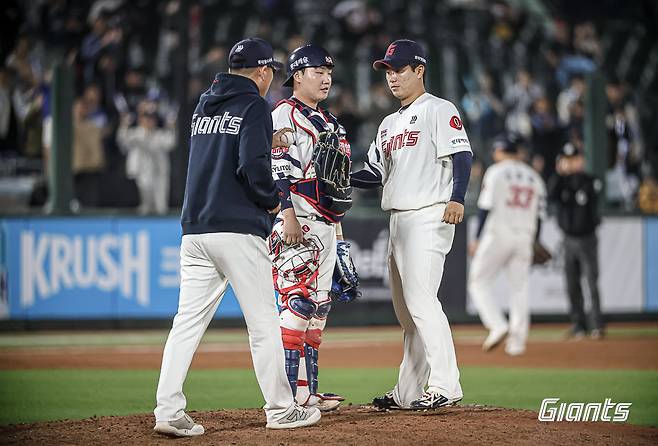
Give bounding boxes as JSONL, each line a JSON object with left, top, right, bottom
{"left": 181, "top": 73, "right": 279, "bottom": 238}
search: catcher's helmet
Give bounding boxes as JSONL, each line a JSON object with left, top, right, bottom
{"left": 283, "top": 44, "right": 334, "bottom": 87}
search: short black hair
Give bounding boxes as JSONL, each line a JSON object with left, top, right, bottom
{"left": 410, "top": 62, "right": 426, "bottom": 82}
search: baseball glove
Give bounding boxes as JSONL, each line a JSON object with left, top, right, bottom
{"left": 329, "top": 240, "right": 360, "bottom": 303}
{"left": 532, "top": 241, "right": 552, "bottom": 265}
{"left": 312, "top": 132, "right": 352, "bottom": 214}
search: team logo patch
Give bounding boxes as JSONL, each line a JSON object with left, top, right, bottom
{"left": 449, "top": 115, "right": 463, "bottom": 130}
{"left": 410, "top": 115, "right": 417, "bottom": 124}
{"left": 271, "top": 146, "right": 289, "bottom": 159}
{"left": 235, "top": 44, "right": 244, "bottom": 53}
{"left": 325, "top": 56, "right": 333, "bottom": 64}
{"left": 386, "top": 44, "right": 397, "bottom": 56}
{"left": 302, "top": 225, "right": 310, "bottom": 233}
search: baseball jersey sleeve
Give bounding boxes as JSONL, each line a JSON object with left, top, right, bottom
{"left": 432, "top": 101, "right": 472, "bottom": 159}
{"left": 477, "top": 167, "right": 496, "bottom": 211}
{"left": 271, "top": 104, "right": 306, "bottom": 181}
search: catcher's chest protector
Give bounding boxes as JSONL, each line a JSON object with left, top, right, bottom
{"left": 279, "top": 98, "right": 353, "bottom": 223}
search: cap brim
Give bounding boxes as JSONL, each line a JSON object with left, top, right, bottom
{"left": 269, "top": 61, "right": 284, "bottom": 71}
{"left": 373, "top": 59, "right": 400, "bottom": 71}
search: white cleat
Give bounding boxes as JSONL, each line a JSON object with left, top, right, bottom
{"left": 482, "top": 328, "right": 508, "bottom": 351}
{"left": 154, "top": 413, "right": 204, "bottom": 437}
{"left": 505, "top": 344, "right": 526, "bottom": 356}
{"left": 266, "top": 404, "right": 321, "bottom": 429}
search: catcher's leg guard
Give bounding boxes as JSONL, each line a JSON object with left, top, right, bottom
{"left": 305, "top": 306, "right": 329, "bottom": 395}
{"left": 280, "top": 296, "right": 317, "bottom": 395}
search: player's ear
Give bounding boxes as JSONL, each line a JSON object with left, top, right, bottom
{"left": 294, "top": 69, "right": 304, "bottom": 84}
{"left": 416, "top": 65, "right": 425, "bottom": 79}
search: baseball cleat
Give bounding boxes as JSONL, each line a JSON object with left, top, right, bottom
{"left": 482, "top": 328, "right": 508, "bottom": 351}
{"left": 154, "top": 413, "right": 204, "bottom": 437}
{"left": 505, "top": 344, "right": 526, "bottom": 356}
{"left": 409, "top": 391, "right": 461, "bottom": 410}
{"left": 590, "top": 329, "right": 605, "bottom": 340}
{"left": 266, "top": 404, "right": 321, "bottom": 429}
{"left": 372, "top": 391, "right": 401, "bottom": 410}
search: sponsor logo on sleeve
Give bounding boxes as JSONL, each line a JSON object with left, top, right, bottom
{"left": 450, "top": 137, "right": 470, "bottom": 147}
{"left": 271, "top": 146, "right": 289, "bottom": 159}
{"left": 449, "top": 115, "right": 463, "bottom": 130}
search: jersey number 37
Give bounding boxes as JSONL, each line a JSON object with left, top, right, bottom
{"left": 506, "top": 185, "right": 535, "bottom": 209}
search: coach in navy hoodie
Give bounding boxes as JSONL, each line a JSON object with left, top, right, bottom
{"left": 155, "top": 38, "right": 322, "bottom": 437}
{"left": 181, "top": 51, "right": 280, "bottom": 238}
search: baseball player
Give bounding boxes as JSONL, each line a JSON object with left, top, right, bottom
{"left": 351, "top": 39, "right": 472, "bottom": 410}
{"left": 154, "top": 38, "right": 320, "bottom": 436}
{"left": 269, "top": 44, "right": 353, "bottom": 412}
{"left": 468, "top": 137, "right": 547, "bottom": 356}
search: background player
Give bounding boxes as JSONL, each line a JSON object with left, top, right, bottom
{"left": 154, "top": 38, "right": 320, "bottom": 436}
{"left": 467, "top": 136, "right": 547, "bottom": 356}
{"left": 351, "top": 39, "right": 472, "bottom": 410}
{"left": 269, "top": 44, "right": 353, "bottom": 412}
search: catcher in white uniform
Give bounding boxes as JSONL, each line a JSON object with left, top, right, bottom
{"left": 468, "top": 137, "right": 547, "bottom": 356}
{"left": 269, "top": 44, "right": 358, "bottom": 412}
{"left": 351, "top": 39, "right": 472, "bottom": 410}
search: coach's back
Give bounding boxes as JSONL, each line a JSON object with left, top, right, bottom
{"left": 181, "top": 73, "right": 278, "bottom": 238}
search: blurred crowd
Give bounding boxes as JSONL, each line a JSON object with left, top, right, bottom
{"left": 1, "top": 0, "right": 657, "bottom": 214}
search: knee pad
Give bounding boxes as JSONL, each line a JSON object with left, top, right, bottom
{"left": 287, "top": 296, "right": 317, "bottom": 320}
{"left": 314, "top": 302, "right": 332, "bottom": 320}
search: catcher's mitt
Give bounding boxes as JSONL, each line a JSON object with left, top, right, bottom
{"left": 312, "top": 132, "right": 352, "bottom": 213}
{"left": 329, "top": 240, "right": 360, "bottom": 303}
{"left": 532, "top": 242, "right": 552, "bottom": 265}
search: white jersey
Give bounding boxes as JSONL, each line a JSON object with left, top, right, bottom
{"left": 362, "top": 93, "right": 472, "bottom": 211}
{"left": 477, "top": 159, "right": 547, "bottom": 236}
{"left": 271, "top": 99, "right": 346, "bottom": 219}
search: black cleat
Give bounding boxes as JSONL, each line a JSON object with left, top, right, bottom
{"left": 410, "top": 391, "right": 461, "bottom": 410}
{"left": 372, "top": 391, "right": 400, "bottom": 410}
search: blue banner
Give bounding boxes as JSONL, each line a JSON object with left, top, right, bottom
{"left": 0, "top": 217, "right": 242, "bottom": 319}
{"left": 646, "top": 218, "right": 658, "bottom": 311}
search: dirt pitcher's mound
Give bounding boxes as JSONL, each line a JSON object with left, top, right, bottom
{"left": 1, "top": 406, "right": 657, "bottom": 446}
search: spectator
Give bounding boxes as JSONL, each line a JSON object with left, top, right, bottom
{"left": 504, "top": 69, "right": 543, "bottom": 139}
{"left": 530, "top": 96, "right": 561, "bottom": 180}
{"left": 0, "top": 67, "right": 19, "bottom": 155}
{"left": 117, "top": 102, "right": 175, "bottom": 215}
{"left": 71, "top": 88, "right": 107, "bottom": 207}
{"left": 556, "top": 74, "right": 586, "bottom": 127}
{"left": 461, "top": 72, "right": 505, "bottom": 159}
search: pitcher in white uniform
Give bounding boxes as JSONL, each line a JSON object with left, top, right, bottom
{"left": 351, "top": 39, "right": 472, "bottom": 410}
{"left": 468, "top": 136, "right": 547, "bottom": 356}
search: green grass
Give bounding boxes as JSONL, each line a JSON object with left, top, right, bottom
{"left": 1, "top": 367, "right": 656, "bottom": 427}
{"left": 0, "top": 325, "right": 656, "bottom": 348}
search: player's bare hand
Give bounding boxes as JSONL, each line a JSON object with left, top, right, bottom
{"left": 468, "top": 239, "right": 479, "bottom": 257}
{"left": 272, "top": 127, "right": 294, "bottom": 148}
{"left": 268, "top": 203, "right": 281, "bottom": 215}
{"left": 282, "top": 208, "right": 303, "bottom": 244}
{"left": 442, "top": 201, "right": 464, "bottom": 225}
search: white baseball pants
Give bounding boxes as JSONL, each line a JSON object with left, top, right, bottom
{"left": 154, "top": 232, "right": 294, "bottom": 423}
{"left": 388, "top": 204, "right": 463, "bottom": 407}
{"left": 468, "top": 230, "right": 533, "bottom": 352}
